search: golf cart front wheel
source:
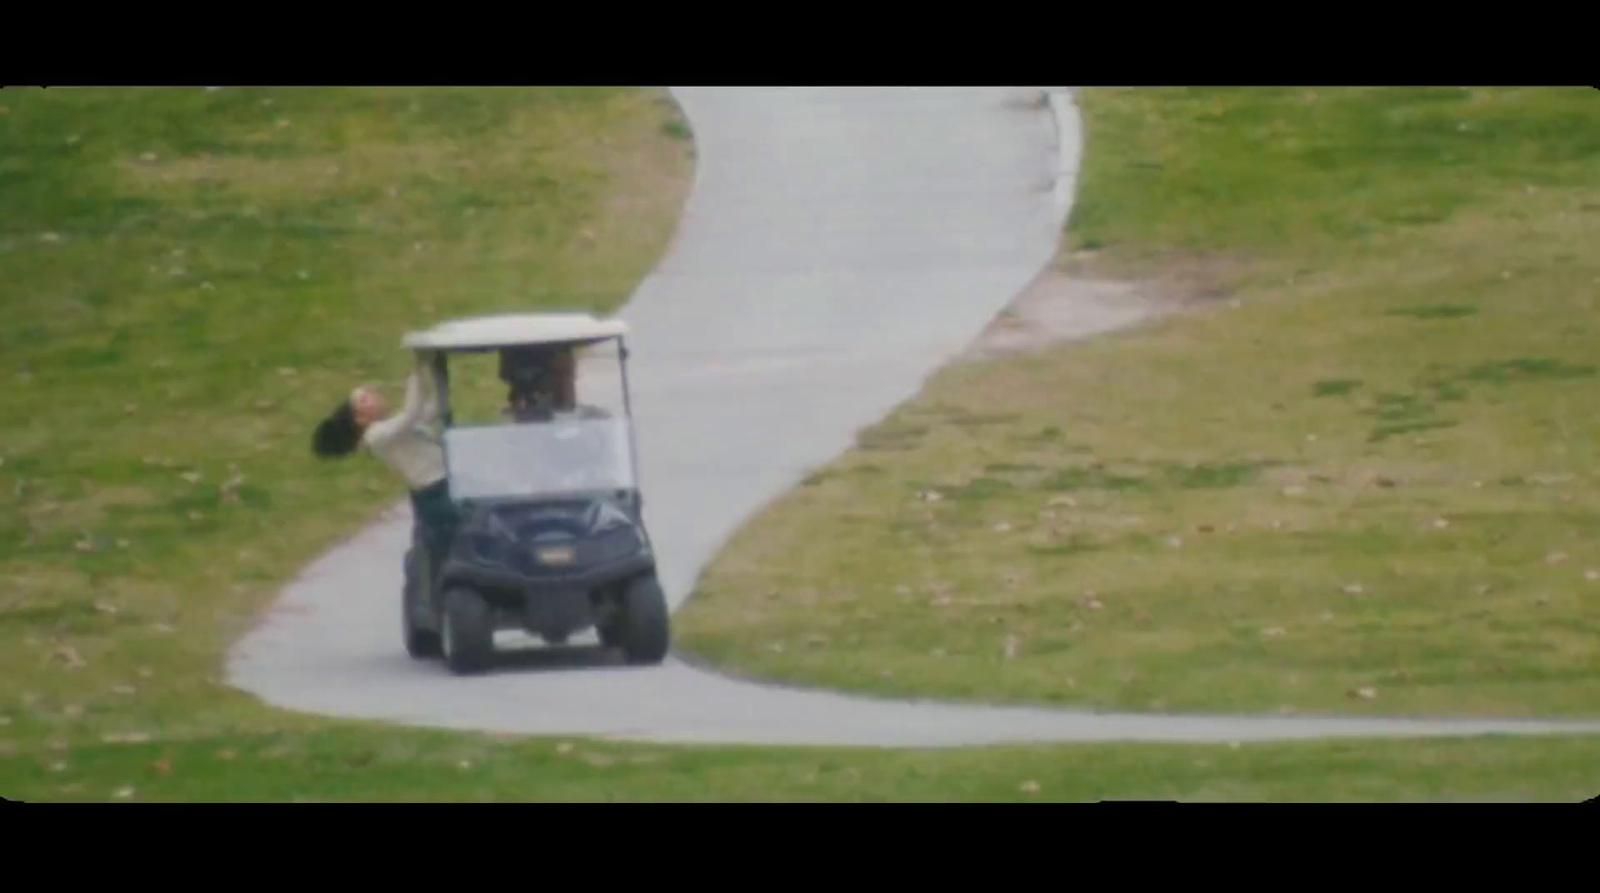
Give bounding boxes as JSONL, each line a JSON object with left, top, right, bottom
{"left": 442, "top": 587, "right": 494, "bottom": 675}
{"left": 619, "top": 574, "right": 670, "bottom": 665}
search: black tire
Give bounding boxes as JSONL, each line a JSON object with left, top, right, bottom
{"left": 596, "top": 594, "right": 623, "bottom": 648}
{"left": 403, "top": 549, "right": 443, "bottom": 659}
{"left": 442, "top": 587, "right": 495, "bottom": 675}
{"left": 405, "top": 609, "right": 444, "bottom": 658}
{"left": 618, "top": 574, "right": 670, "bottom": 665}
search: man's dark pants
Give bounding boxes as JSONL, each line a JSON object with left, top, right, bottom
{"left": 409, "top": 478, "right": 458, "bottom": 587}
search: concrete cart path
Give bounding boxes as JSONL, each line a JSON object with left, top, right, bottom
{"left": 226, "top": 87, "right": 1600, "bottom": 748}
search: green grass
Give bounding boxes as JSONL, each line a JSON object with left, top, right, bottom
{"left": 4, "top": 722, "right": 1599, "bottom": 802}
{"left": 672, "top": 87, "right": 1600, "bottom": 719}
{"left": 6, "top": 86, "right": 1598, "bottom": 803}
{"left": 0, "top": 85, "right": 693, "bottom": 777}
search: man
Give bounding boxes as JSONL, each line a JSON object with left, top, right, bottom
{"left": 312, "top": 351, "right": 457, "bottom": 584}
{"left": 499, "top": 344, "right": 611, "bottom": 422}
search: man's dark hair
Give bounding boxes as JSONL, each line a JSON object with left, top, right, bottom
{"left": 499, "top": 346, "right": 560, "bottom": 409}
{"left": 499, "top": 346, "right": 555, "bottom": 388}
{"left": 312, "top": 400, "right": 363, "bottom": 458}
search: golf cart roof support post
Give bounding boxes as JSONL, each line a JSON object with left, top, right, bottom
{"left": 431, "top": 350, "right": 452, "bottom": 428}
{"left": 617, "top": 335, "right": 642, "bottom": 492}
{"left": 430, "top": 349, "right": 457, "bottom": 502}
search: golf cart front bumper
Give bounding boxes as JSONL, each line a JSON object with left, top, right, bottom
{"left": 440, "top": 548, "right": 653, "bottom": 636}
{"left": 439, "top": 531, "right": 655, "bottom": 594}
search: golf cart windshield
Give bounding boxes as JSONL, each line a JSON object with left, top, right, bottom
{"left": 444, "top": 416, "right": 634, "bottom": 500}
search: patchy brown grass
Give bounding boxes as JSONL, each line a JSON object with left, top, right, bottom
{"left": 672, "top": 87, "right": 1600, "bottom": 718}
{"left": 0, "top": 86, "right": 695, "bottom": 789}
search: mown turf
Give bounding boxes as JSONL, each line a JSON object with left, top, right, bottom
{"left": 7, "top": 86, "right": 1597, "bottom": 803}
{"left": 4, "top": 720, "right": 1598, "bottom": 802}
{"left": 672, "top": 87, "right": 1600, "bottom": 719}
{"left": 0, "top": 86, "right": 693, "bottom": 774}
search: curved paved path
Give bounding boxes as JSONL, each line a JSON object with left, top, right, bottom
{"left": 227, "top": 87, "right": 1600, "bottom": 747}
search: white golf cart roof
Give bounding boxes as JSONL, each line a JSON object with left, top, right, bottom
{"left": 402, "top": 312, "right": 629, "bottom": 351}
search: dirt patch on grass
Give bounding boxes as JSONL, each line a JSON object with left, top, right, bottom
{"left": 1064, "top": 247, "right": 1256, "bottom": 294}
{"left": 962, "top": 270, "right": 1156, "bottom": 362}
{"left": 962, "top": 249, "right": 1251, "bottom": 363}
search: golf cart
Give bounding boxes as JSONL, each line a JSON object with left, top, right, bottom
{"left": 398, "top": 311, "right": 669, "bottom": 675}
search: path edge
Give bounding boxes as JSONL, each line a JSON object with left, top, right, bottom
{"left": 1046, "top": 87, "right": 1082, "bottom": 229}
